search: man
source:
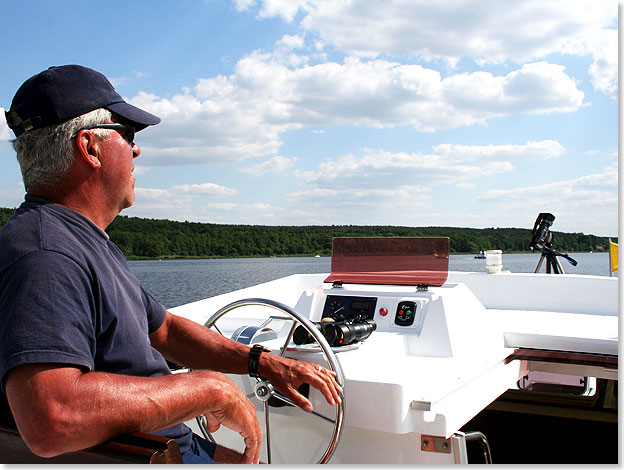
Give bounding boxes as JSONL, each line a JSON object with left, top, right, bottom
{"left": 0, "top": 65, "right": 342, "bottom": 464}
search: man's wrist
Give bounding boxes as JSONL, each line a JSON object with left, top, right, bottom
{"left": 248, "top": 344, "right": 270, "bottom": 379}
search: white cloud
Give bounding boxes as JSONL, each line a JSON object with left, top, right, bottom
{"left": 130, "top": 183, "right": 280, "bottom": 222}
{"left": 279, "top": 166, "right": 617, "bottom": 231}
{"left": 586, "top": 28, "right": 618, "bottom": 98}
{"left": 442, "top": 62, "right": 584, "bottom": 117}
{"left": 131, "top": 55, "right": 583, "bottom": 165}
{"left": 240, "top": 155, "right": 298, "bottom": 175}
{"left": 134, "top": 188, "right": 171, "bottom": 200}
{"left": 108, "top": 76, "right": 128, "bottom": 88}
{"left": 256, "top": 0, "right": 309, "bottom": 22}
{"left": 279, "top": 140, "right": 573, "bottom": 225}
{"left": 135, "top": 182, "right": 237, "bottom": 200}
{"left": 286, "top": 209, "right": 319, "bottom": 219}
{"left": 301, "top": 140, "right": 564, "bottom": 188}
{"left": 233, "top": 0, "right": 256, "bottom": 11}
{"left": 0, "top": 108, "right": 12, "bottom": 140}
{"left": 0, "top": 181, "right": 25, "bottom": 208}
{"left": 170, "top": 182, "right": 239, "bottom": 196}
{"left": 297, "top": 0, "right": 616, "bottom": 61}
{"left": 432, "top": 140, "right": 566, "bottom": 162}
{"left": 276, "top": 34, "right": 305, "bottom": 51}
{"left": 245, "top": 0, "right": 616, "bottom": 97}
{"left": 289, "top": 185, "right": 431, "bottom": 206}
{"left": 285, "top": 184, "right": 432, "bottom": 225}
{"left": 479, "top": 170, "right": 618, "bottom": 206}
{"left": 476, "top": 169, "right": 618, "bottom": 234}
{"left": 233, "top": 0, "right": 309, "bottom": 22}
{"left": 130, "top": 88, "right": 285, "bottom": 165}
{"left": 477, "top": 168, "right": 618, "bottom": 235}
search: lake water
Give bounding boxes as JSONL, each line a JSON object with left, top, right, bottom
{"left": 129, "top": 252, "right": 616, "bottom": 309}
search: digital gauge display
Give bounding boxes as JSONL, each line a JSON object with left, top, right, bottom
{"left": 322, "top": 295, "right": 377, "bottom": 321}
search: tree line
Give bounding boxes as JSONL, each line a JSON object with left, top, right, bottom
{"left": 0, "top": 207, "right": 609, "bottom": 259}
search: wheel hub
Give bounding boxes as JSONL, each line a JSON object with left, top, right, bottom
{"left": 254, "top": 381, "right": 274, "bottom": 402}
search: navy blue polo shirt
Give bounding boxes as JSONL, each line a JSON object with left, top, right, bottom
{"left": 0, "top": 195, "right": 193, "bottom": 453}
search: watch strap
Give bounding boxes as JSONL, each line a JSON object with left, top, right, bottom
{"left": 248, "top": 344, "right": 269, "bottom": 378}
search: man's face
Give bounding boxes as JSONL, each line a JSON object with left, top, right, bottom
{"left": 96, "top": 119, "right": 140, "bottom": 213}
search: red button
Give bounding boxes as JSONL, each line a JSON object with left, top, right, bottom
{"left": 379, "top": 307, "right": 388, "bottom": 316}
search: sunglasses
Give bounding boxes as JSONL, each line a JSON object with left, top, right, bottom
{"left": 71, "top": 123, "right": 135, "bottom": 145}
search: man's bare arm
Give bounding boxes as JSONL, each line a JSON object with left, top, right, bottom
{"left": 5, "top": 363, "right": 261, "bottom": 462}
{"left": 151, "top": 311, "right": 343, "bottom": 412}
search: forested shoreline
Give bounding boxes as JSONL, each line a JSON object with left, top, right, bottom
{"left": 0, "top": 207, "right": 610, "bottom": 259}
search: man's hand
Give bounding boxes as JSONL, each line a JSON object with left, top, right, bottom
{"left": 202, "top": 412, "right": 222, "bottom": 433}
{"left": 258, "top": 353, "right": 343, "bottom": 413}
{"left": 206, "top": 374, "right": 263, "bottom": 464}
{"left": 152, "top": 311, "right": 343, "bottom": 414}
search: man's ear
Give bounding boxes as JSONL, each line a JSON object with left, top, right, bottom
{"left": 74, "top": 130, "right": 101, "bottom": 168}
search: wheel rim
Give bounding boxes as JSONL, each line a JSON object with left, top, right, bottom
{"left": 199, "top": 298, "right": 345, "bottom": 464}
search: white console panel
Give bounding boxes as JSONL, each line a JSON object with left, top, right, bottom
{"left": 285, "top": 282, "right": 516, "bottom": 437}
{"left": 295, "top": 282, "right": 506, "bottom": 359}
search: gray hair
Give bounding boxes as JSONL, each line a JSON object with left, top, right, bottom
{"left": 12, "top": 108, "right": 113, "bottom": 190}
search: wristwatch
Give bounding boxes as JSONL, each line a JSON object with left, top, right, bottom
{"left": 248, "top": 344, "right": 270, "bottom": 379}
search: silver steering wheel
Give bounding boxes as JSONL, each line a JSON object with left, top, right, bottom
{"left": 198, "top": 298, "right": 345, "bottom": 464}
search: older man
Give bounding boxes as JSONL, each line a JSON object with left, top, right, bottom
{"left": 0, "top": 65, "right": 341, "bottom": 464}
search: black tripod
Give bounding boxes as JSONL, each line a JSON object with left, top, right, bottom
{"left": 530, "top": 213, "right": 578, "bottom": 274}
{"left": 534, "top": 247, "right": 577, "bottom": 274}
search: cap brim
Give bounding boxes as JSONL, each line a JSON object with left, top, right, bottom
{"left": 106, "top": 101, "right": 161, "bottom": 132}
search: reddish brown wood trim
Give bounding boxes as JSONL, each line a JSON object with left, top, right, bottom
{"left": 505, "top": 348, "right": 618, "bottom": 369}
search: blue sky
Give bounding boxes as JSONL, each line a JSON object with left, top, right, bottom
{"left": 0, "top": 0, "right": 619, "bottom": 237}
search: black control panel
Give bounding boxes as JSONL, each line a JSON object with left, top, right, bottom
{"left": 322, "top": 295, "right": 377, "bottom": 321}
{"left": 394, "top": 301, "right": 417, "bottom": 326}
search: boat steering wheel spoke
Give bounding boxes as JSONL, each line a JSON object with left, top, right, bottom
{"left": 269, "top": 390, "right": 336, "bottom": 424}
{"left": 197, "top": 298, "right": 345, "bottom": 464}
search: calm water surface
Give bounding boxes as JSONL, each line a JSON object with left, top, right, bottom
{"left": 129, "top": 252, "right": 615, "bottom": 309}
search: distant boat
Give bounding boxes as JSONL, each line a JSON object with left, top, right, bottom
{"left": 474, "top": 250, "right": 486, "bottom": 259}
{"left": 314, "top": 254, "right": 321, "bottom": 258}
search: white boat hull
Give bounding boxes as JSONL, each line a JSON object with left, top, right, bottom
{"left": 171, "top": 271, "right": 618, "bottom": 464}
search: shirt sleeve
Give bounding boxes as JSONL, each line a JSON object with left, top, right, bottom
{"left": 142, "top": 285, "right": 167, "bottom": 333}
{"left": 0, "top": 250, "right": 96, "bottom": 388}
{"left": 106, "top": 239, "right": 166, "bottom": 334}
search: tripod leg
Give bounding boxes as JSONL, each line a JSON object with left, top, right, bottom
{"left": 535, "top": 254, "right": 546, "bottom": 273}
{"left": 553, "top": 256, "right": 565, "bottom": 274}
{"left": 546, "top": 256, "right": 552, "bottom": 273}
{"left": 545, "top": 255, "right": 563, "bottom": 274}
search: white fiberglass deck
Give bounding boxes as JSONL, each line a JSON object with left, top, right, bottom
{"left": 171, "top": 270, "right": 618, "bottom": 463}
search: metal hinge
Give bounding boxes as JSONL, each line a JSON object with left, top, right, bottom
{"left": 421, "top": 435, "right": 451, "bottom": 454}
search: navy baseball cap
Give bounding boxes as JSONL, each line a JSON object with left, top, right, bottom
{"left": 5, "top": 65, "right": 161, "bottom": 137}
